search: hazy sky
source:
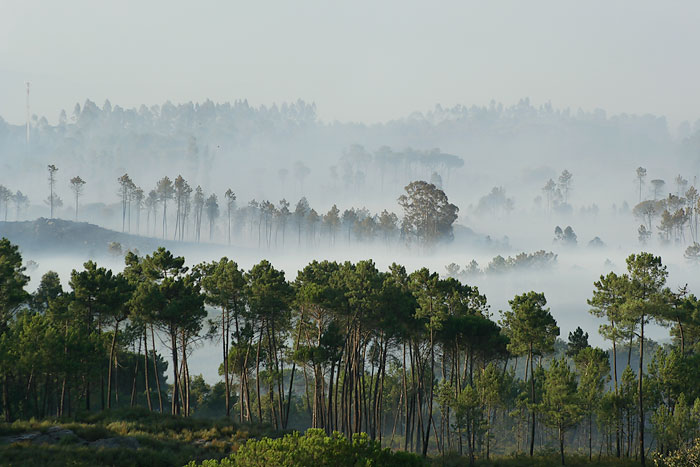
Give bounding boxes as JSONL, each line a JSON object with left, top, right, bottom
{"left": 1, "top": 0, "right": 699, "bottom": 126}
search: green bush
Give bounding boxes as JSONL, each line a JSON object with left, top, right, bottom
{"left": 187, "top": 428, "right": 425, "bottom": 467}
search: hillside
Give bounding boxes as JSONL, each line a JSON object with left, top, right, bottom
{"left": 0, "top": 218, "right": 211, "bottom": 258}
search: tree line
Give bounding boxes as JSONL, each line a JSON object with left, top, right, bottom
{"left": 12, "top": 168, "right": 459, "bottom": 249}
{"left": 1, "top": 237, "right": 699, "bottom": 464}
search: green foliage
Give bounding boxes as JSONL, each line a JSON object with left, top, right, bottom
{"left": 0, "top": 237, "right": 30, "bottom": 327}
{"left": 398, "top": 180, "right": 459, "bottom": 245}
{"left": 540, "top": 358, "right": 582, "bottom": 430}
{"left": 567, "top": 327, "right": 590, "bottom": 358}
{"left": 2, "top": 236, "right": 700, "bottom": 464}
{"left": 654, "top": 437, "right": 700, "bottom": 466}
{"left": 187, "top": 429, "right": 424, "bottom": 467}
{"left": 501, "top": 291, "right": 559, "bottom": 357}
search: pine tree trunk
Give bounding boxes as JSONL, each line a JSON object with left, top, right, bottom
{"left": 151, "top": 326, "right": 163, "bottom": 412}
{"left": 144, "top": 331, "right": 152, "bottom": 411}
{"left": 638, "top": 318, "right": 645, "bottom": 466}
{"left": 529, "top": 344, "right": 536, "bottom": 457}
{"left": 223, "top": 310, "right": 230, "bottom": 417}
{"left": 107, "top": 321, "right": 119, "bottom": 409}
{"left": 170, "top": 327, "right": 180, "bottom": 415}
{"left": 559, "top": 425, "right": 565, "bottom": 465}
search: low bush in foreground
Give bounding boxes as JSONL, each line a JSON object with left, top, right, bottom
{"left": 653, "top": 438, "right": 700, "bottom": 466}
{"left": 187, "top": 428, "right": 424, "bottom": 467}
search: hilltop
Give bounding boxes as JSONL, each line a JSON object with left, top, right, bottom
{"left": 0, "top": 218, "right": 219, "bottom": 259}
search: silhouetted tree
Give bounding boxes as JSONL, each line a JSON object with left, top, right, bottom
{"left": 156, "top": 177, "right": 175, "bottom": 238}
{"left": 566, "top": 326, "right": 590, "bottom": 358}
{"left": 636, "top": 167, "right": 647, "bottom": 202}
{"left": 558, "top": 170, "right": 573, "bottom": 204}
{"left": 205, "top": 194, "right": 219, "bottom": 241}
{"left": 398, "top": 181, "right": 459, "bottom": 246}
{"left": 47, "top": 164, "right": 59, "bottom": 218}
{"left": 224, "top": 189, "right": 236, "bottom": 245}
{"left": 118, "top": 174, "right": 133, "bottom": 232}
{"left": 69, "top": 176, "right": 86, "bottom": 221}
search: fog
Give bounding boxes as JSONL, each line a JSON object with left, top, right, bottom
{"left": 2, "top": 99, "right": 699, "bottom": 383}
{"left": 2, "top": 2, "right": 700, "bottom": 385}
{"left": 11, "top": 231, "right": 700, "bottom": 384}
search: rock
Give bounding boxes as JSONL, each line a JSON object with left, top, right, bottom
{"left": 3, "top": 432, "right": 41, "bottom": 443}
{"left": 1, "top": 427, "right": 83, "bottom": 445}
{"left": 89, "top": 437, "right": 140, "bottom": 449}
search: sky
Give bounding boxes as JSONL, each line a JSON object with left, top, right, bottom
{"left": 1, "top": 0, "right": 699, "bottom": 126}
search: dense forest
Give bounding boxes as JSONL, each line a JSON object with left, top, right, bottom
{"left": 1, "top": 232, "right": 699, "bottom": 465}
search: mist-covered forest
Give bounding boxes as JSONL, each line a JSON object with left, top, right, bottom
{"left": 2, "top": 97, "right": 700, "bottom": 465}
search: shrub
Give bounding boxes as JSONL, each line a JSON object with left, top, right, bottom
{"left": 654, "top": 438, "right": 700, "bottom": 466}
{"left": 187, "top": 428, "right": 424, "bottom": 467}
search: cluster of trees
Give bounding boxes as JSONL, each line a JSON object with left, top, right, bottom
{"left": 632, "top": 168, "right": 700, "bottom": 256}
{"left": 1, "top": 167, "right": 90, "bottom": 223}
{"left": 540, "top": 170, "right": 574, "bottom": 216}
{"left": 554, "top": 226, "right": 578, "bottom": 246}
{"left": 445, "top": 251, "right": 558, "bottom": 279}
{"left": 0, "top": 184, "right": 30, "bottom": 222}
{"left": 37, "top": 169, "right": 459, "bottom": 249}
{"left": 474, "top": 187, "right": 515, "bottom": 217}
{"left": 2, "top": 236, "right": 700, "bottom": 464}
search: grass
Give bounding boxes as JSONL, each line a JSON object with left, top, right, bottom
{"left": 434, "top": 452, "right": 641, "bottom": 466}
{"left": 0, "top": 407, "right": 281, "bottom": 467}
{"left": 0, "top": 411, "right": 645, "bottom": 467}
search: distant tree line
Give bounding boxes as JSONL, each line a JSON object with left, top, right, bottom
{"left": 4, "top": 165, "right": 460, "bottom": 250}
{"left": 445, "top": 251, "right": 558, "bottom": 279}
{"left": 107, "top": 175, "right": 458, "bottom": 249}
